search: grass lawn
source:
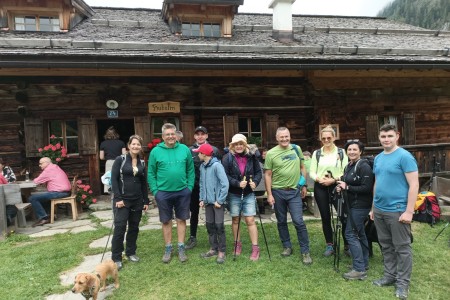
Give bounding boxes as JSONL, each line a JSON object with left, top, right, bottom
{"left": 1, "top": 220, "right": 449, "bottom": 300}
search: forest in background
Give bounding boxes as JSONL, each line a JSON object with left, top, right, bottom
{"left": 377, "top": 0, "right": 449, "bottom": 30}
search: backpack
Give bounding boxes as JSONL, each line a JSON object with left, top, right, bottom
{"left": 352, "top": 156, "right": 375, "bottom": 173}
{"left": 291, "top": 144, "right": 306, "bottom": 187}
{"left": 316, "top": 147, "right": 345, "bottom": 169}
{"left": 413, "top": 191, "right": 441, "bottom": 226}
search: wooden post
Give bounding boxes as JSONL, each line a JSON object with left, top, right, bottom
{"left": 0, "top": 186, "right": 7, "bottom": 240}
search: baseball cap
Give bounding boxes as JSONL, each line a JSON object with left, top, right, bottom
{"left": 193, "top": 143, "right": 214, "bottom": 156}
{"left": 194, "top": 126, "right": 208, "bottom": 134}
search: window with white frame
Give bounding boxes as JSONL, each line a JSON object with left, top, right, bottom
{"left": 238, "top": 117, "right": 262, "bottom": 146}
{"left": 14, "top": 15, "right": 60, "bottom": 32}
{"left": 151, "top": 117, "right": 180, "bottom": 138}
{"left": 48, "top": 120, "right": 78, "bottom": 154}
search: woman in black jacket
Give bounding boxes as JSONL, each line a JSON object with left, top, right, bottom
{"left": 111, "top": 135, "right": 149, "bottom": 270}
{"left": 222, "top": 134, "right": 262, "bottom": 261}
{"left": 337, "top": 140, "right": 374, "bottom": 280}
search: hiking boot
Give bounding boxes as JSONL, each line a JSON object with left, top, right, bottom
{"left": 200, "top": 249, "right": 217, "bottom": 258}
{"left": 323, "top": 244, "right": 334, "bottom": 257}
{"left": 250, "top": 245, "right": 260, "bottom": 261}
{"left": 178, "top": 244, "right": 188, "bottom": 263}
{"left": 373, "top": 277, "right": 396, "bottom": 287}
{"left": 162, "top": 245, "right": 173, "bottom": 263}
{"left": 302, "top": 253, "right": 313, "bottom": 265}
{"left": 216, "top": 252, "right": 226, "bottom": 264}
{"left": 395, "top": 286, "right": 409, "bottom": 299}
{"left": 281, "top": 247, "right": 292, "bottom": 257}
{"left": 185, "top": 236, "right": 197, "bottom": 250}
{"left": 234, "top": 241, "right": 242, "bottom": 256}
{"left": 343, "top": 269, "right": 367, "bottom": 280}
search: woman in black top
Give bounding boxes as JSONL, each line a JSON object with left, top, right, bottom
{"left": 337, "top": 140, "right": 374, "bottom": 280}
{"left": 100, "top": 126, "right": 126, "bottom": 193}
{"left": 110, "top": 135, "right": 149, "bottom": 270}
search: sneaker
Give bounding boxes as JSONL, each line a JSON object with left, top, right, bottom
{"left": 281, "top": 247, "right": 292, "bottom": 257}
{"left": 373, "top": 277, "right": 396, "bottom": 287}
{"left": 302, "top": 253, "right": 313, "bottom": 265}
{"left": 395, "top": 286, "right": 409, "bottom": 299}
{"left": 162, "top": 245, "right": 172, "bottom": 263}
{"left": 234, "top": 241, "right": 242, "bottom": 256}
{"left": 200, "top": 249, "right": 217, "bottom": 258}
{"left": 216, "top": 252, "right": 226, "bottom": 264}
{"left": 250, "top": 245, "right": 260, "bottom": 261}
{"left": 185, "top": 236, "right": 197, "bottom": 250}
{"left": 178, "top": 244, "right": 188, "bottom": 263}
{"left": 343, "top": 269, "right": 367, "bottom": 280}
{"left": 323, "top": 245, "right": 334, "bottom": 257}
{"left": 114, "top": 261, "right": 123, "bottom": 271}
{"left": 127, "top": 255, "right": 140, "bottom": 262}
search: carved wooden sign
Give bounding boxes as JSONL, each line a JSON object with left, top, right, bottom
{"left": 148, "top": 101, "right": 180, "bottom": 113}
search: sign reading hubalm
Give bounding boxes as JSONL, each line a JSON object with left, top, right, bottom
{"left": 148, "top": 102, "right": 180, "bottom": 113}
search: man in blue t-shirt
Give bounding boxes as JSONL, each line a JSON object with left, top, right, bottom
{"left": 371, "top": 124, "right": 419, "bottom": 300}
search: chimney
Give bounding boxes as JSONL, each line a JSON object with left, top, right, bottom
{"left": 269, "top": 0, "right": 295, "bottom": 42}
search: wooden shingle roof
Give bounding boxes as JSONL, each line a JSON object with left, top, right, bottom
{"left": 0, "top": 8, "right": 449, "bottom": 69}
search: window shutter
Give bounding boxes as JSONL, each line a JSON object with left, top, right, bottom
{"left": 266, "top": 114, "right": 279, "bottom": 148}
{"left": 402, "top": 113, "right": 416, "bottom": 145}
{"left": 223, "top": 115, "right": 238, "bottom": 145}
{"left": 24, "top": 118, "right": 44, "bottom": 157}
{"left": 78, "top": 118, "right": 97, "bottom": 155}
{"left": 134, "top": 116, "right": 151, "bottom": 151}
{"left": 180, "top": 115, "right": 195, "bottom": 146}
{"left": 366, "top": 115, "right": 379, "bottom": 146}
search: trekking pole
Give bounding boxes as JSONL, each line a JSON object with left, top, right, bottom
{"left": 434, "top": 222, "right": 450, "bottom": 241}
{"left": 333, "top": 188, "right": 343, "bottom": 272}
{"left": 101, "top": 194, "right": 116, "bottom": 262}
{"left": 250, "top": 176, "right": 271, "bottom": 262}
{"left": 234, "top": 176, "right": 246, "bottom": 261}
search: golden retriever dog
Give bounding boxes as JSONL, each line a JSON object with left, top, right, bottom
{"left": 72, "top": 259, "right": 119, "bottom": 300}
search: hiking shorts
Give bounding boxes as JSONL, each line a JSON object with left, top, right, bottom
{"left": 155, "top": 188, "right": 191, "bottom": 223}
{"left": 228, "top": 192, "right": 256, "bottom": 217}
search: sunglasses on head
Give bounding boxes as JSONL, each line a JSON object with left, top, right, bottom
{"left": 346, "top": 139, "right": 359, "bottom": 143}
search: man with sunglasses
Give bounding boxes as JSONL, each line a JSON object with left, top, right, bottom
{"left": 371, "top": 124, "right": 419, "bottom": 300}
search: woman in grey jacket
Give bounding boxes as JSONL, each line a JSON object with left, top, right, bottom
{"left": 194, "top": 143, "right": 229, "bottom": 264}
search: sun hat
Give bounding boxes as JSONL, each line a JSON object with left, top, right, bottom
{"left": 229, "top": 134, "right": 248, "bottom": 146}
{"left": 192, "top": 143, "right": 214, "bottom": 156}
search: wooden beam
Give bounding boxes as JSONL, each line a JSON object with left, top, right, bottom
{"left": 313, "top": 69, "right": 450, "bottom": 78}
{"left": 0, "top": 68, "right": 305, "bottom": 77}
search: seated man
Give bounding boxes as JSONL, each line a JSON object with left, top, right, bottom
{"left": 29, "top": 157, "right": 71, "bottom": 227}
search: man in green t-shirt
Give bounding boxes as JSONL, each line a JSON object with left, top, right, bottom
{"left": 264, "top": 127, "right": 312, "bottom": 265}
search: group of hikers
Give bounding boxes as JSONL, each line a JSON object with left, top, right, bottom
{"left": 104, "top": 122, "right": 418, "bottom": 300}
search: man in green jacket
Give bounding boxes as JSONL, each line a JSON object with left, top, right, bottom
{"left": 148, "top": 123, "right": 195, "bottom": 263}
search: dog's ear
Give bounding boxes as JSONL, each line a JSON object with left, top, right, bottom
{"left": 86, "top": 274, "right": 96, "bottom": 288}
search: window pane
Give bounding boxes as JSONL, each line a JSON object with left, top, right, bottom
{"left": 66, "top": 137, "right": 78, "bottom": 154}
{"left": 25, "top": 16, "right": 36, "bottom": 24}
{"left": 204, "top": 23, "right": 221, "bottom": 37}
{"left": 66, "top": 120, "right": 78, "bottom": 136}
{"left": 152, "top": 118, "right": 179, "bottom": 138}
{"left": 191, "top": 23, "right": 200, "bottom": 36}
{"left": 49, "top": 121, "right": 63, "bottom": 137}
{"left": 15, "top": 24, "right": 25, "bottom": 30}
{"left": 15, "top": 17, "right": 24, "bottom": 23}
{"left": 251, "top": 118, "right": 261, "bottom": 134}
{"left": 181, "top": 23, "right": 191, "bottom": 36}
{"left": 25, "top": 24, "right": 36, "bottom": 31}
{"left": 238, "top": 118, "right": 248, "bottom": 133}
{"left": 40, "top": 17, "right": 51, "bottom": 25}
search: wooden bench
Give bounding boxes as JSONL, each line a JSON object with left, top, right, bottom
{"left": 438, "top": 195, "right": 450, "bottom": 205}
{"left": 15, "top": 203, "right": 33, "bottom": 228}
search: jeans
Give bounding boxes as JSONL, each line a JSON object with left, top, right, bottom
{"left": 111, "top": 201, "right": 143, "bottom": 262}
{"left": 273, "top": 189, "right": 310, "bottom": 254}
{"left": 29, "top": 191, "right": 70, "bottom": 220}
{"left": 228, "top": 192, "right": 256, "bottom": 217}
{"left": 374, "top": 208, "right": 413, "bottom": 288}
{"left": 345, "top": 208, "right": 370, "bottom": 272}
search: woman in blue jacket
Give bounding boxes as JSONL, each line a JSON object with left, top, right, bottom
{"left": 111, "top": 135, "right": 149, "bottom": 270}
{"left": 222, "top": 134, "right": 262, "bottom": 261}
